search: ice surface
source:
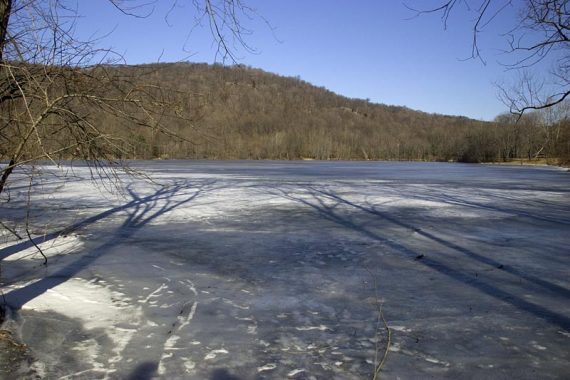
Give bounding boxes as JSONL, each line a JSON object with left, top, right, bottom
{"left": 1, "top": 160, "right": 569, "bottom": 379}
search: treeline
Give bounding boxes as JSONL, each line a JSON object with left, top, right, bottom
{"left": 112, "top": 63, "right": 487, "bottom": 162}
{"left": 5, "top": 62, "right": 570, "bottom": 164}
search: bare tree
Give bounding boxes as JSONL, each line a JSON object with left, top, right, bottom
{"left": 0, "top": 0, "right": 260, "bottom": 259}
{"left": 406, "top": 0, "right": 569, "bottom": 115}
{"left": 0, "top": 0, "right": 256, "bottom": 197}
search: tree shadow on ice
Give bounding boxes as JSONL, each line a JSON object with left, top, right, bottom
{"left": 210, "top": 368, "right": 242, "bottom": 380}
{"left": 3, "top": 179, "right": 217, "bottom": 310}
{"left": 402, "top": 185, "right": 570, "bottom": 226}
{"left": 126, "top": 361, "right": 158, "bottom": 380}
{"left": 313, "top": 186, "right": 570, "bottom": 299}
{"left": 272, "top": 185, "right": 570, "bottom": 331}
{"left": 0, "top": 180, "right": 202, "bottom": 261}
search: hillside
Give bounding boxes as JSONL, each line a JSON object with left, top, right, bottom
{"left": 3, "top": 62, "right": 567, "bottom": 163}
{"left": 104, "top": 62, "right": 491, "bottom": 162}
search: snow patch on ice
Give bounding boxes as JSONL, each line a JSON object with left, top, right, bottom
{"left": 223, "top": 298, "right": 249, "bottom": 309}
{"left": 71, "top": 339, "right": 104, "bottom": 369}
{"left": 389, "top": 325, "right": 411, "bottom": 332}
{"left": 388, "top": 342, "right": 401, "bottom": 352}
{"left": 158, "top": 352, "right": 174, "bottom": 374}
{"left": 182, "top": 358, "right": 196, "bottom": 372}
{"left": 295, "top": 324, "right": 331, "bottom": 331}
{"left": 257, "top": 363, "right": 277, "bottom": 372}
{"left": 424, "top": 356, "right": 450, "bottom": 366}
{"left": 532, "top": 342, "right": 547, "bottom": 350}
{"left": 204, "top": 348, "right": 229, "bottom": 360}
{"left": 21, "top": 277, "right": 142, "bottom": 368}
{"left": 287, "top": 368, "right": 306, "bottom": 377}
{"left": 141, "top": 283, "right": 168, "bottom": 303}
{"left": 173, "top": 301, "right": 198, "bottom": 332}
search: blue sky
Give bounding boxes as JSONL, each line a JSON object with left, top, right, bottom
{"left": 76, "top": 1, "right": 534, "bottom": 121}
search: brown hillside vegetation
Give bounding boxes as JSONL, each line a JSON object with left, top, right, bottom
{"left": 3, "top": 62, "right": 569, "bottom": 163}
{"left": 118, "top": 63, "right": 485, "bottom": 162}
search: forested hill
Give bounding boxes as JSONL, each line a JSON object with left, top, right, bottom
{"left": 103, "top": 63, "right": 567, "bottom": 163}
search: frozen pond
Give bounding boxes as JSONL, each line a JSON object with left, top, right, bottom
{"left": 1, "top": 161, "right": 569, "bottom": 379}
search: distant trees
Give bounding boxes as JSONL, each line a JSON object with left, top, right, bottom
{"left": 91, "top": 63, "right": 482, "bottom": 162}
{"left": 170, "top": 63, "right": 568, "bottom": 164}
{"left": 493, "top": 102, "right": 570, "bottom": 162}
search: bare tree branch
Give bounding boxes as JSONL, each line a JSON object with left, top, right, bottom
{"left": 406, "top": 0, "right": 569, "bottom": 114}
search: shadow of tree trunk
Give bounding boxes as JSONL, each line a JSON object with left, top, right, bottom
{"left": 3, "top": 179, "right": 217, "bottom": 310}
{"left": 270, "top": 184, "right": 570, "bottom": 331}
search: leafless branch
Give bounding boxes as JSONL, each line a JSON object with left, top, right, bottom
{"left": 407, "top": 0, "right": 569, "bottom": 113}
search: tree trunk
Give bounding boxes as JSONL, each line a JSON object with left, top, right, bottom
{"left": 0, "top": 159, "right": 14, "bottom": 195}
{"left": 0, "top": 0, "right": 12, "bottom": 196}
{"left": 0, "top": 0, "right": 12, "bottom": 62}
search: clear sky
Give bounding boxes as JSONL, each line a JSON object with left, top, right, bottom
{"left": 75, "top": 1, "right": 537, "bottom": 121}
